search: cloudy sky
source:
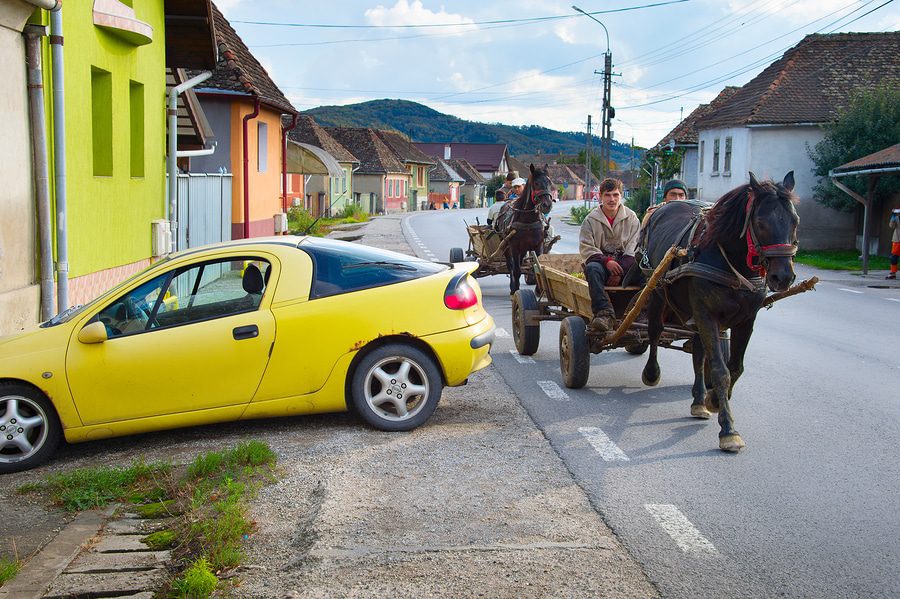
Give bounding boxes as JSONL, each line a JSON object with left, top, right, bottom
{"left": 216, "top": 0, "right": 899, "bottom": 148}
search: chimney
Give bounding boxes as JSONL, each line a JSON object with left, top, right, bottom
{"left": 444, "top": 144, "right": 451, "bottom": 160}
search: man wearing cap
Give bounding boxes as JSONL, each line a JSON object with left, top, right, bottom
{"left": 507, "top": 176, "right": 526, "bottom": 200}
{"left": 580, "top": 177, "right": 641, "bottom": 333}
{"left": 499, "top": 171, "right": 519, "bottom": 198}
{"left": 486, "top": 189, "right": 506, "bottom": 227}
{"left": 642, "top": 179, "right": 688, "bottom": 225}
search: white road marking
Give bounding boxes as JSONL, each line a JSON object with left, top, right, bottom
{"left": 495, "top": 327, "right": 510, "bottom": 338}
{"left": 578, "top": 427, "right": 629, "bottom": 461}
{"left": 838, "top": 288, "right": 864, "bottom": 294}
{"left": 645, "top": 504, "right": 717, "bottom": 554}
{"left": 537, "top": 380, "right": 570, "bottom": 401}
{"left": 887, "top": 298, "right": 900, "bottom": 302}
{"left": 508, "top": 349, "right": 535, "bottom": 364}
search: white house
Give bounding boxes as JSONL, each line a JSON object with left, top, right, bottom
{"left": 694, "top": 32, "right": 900, "bottom": 250}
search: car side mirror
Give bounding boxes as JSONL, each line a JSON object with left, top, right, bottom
{"left": 78, "top": 321, "right": 108, "bottom": 344}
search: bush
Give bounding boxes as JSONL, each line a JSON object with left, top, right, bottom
{"left": 287, "top": 208, "right": 319, "bottom": 236}
{"left": 570, "top": 205, "right": 590, "bottom": 225}
{"left": 626, "top": 187, "right": 652, "bottom": 220}
{"left": 337, "top": 202, "right": 367, "bottom": 221}
{"left": 173, "top": 557, "right": 217, "bottom": 598}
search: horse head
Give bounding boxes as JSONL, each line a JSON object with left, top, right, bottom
{"left": 746, "top": 171, "right": 800, "bottom": 292}
{"left": 527, "top": 163, "right": 554, "bottom": 216}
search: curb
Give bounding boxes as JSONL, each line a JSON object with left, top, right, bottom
{"left": 0, "top": 504, "right": 117, "bottom": 599}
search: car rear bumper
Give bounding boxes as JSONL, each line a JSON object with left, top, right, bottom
{"left": 425, "top": 315, "right": 495, "bottom": 386}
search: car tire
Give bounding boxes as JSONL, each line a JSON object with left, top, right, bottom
{"left": 350, "top": 344, "right": 442, "bottom": 432}
{"left": 0, "top": 384, "right": 61, "bottom": 474}
{"left": 449, "top": 247, "right": 465, "bottom": 263}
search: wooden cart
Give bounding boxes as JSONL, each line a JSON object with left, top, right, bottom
{"left": 512, "top": 249, "right": 818, "bottom": 389}
{"left": 449, "top": 222, "right": 560, "bottom": 280}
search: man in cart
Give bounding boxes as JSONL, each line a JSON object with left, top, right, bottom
{"left": 579, "top": 177, "right": 641, "bottom": 334}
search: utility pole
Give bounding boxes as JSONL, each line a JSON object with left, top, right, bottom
{"left": 601, "top": 51, "right": 612, "bottom": 179}
{"left": 584, "top": 115, "right": 592, "bottom": 203}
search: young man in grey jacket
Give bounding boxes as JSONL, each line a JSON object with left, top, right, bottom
{"left": 579, "top": 177, "right": 641, "bottom": 333}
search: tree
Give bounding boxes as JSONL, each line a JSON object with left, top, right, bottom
{"left": 485, "top": 175, "right": 504, "bottom": 200}
{"left": 808, "top": 85, "right": 900, "bottom": 212}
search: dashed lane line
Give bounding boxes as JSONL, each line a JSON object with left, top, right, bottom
{"left": 508, "top": 349, "right": 535, "bottom": 364}
{"left": 495, "top": 327, "right": 510, "bottom": 338}
{"left": 838, "top": 288, "right": 864, "bottom": 294}
{"left": 645, "top": 504, "right": 717, "bottom": 554}
{"left": 537, "top": 380, "right": 570, "bottom": 401}
{"left": 578, "top": 427, "right": 629, "bottom": 461}
{"left": 887, "top": 298, "right": 900, "bottom": 302}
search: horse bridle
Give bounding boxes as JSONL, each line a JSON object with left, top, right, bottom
{"left": 512, "top": 180, "right": 552, "bottom": 214}
{"left": 740, "top": 190, "right": 798, "bottom": 276}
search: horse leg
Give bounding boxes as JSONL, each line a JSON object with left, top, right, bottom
{"left": 726, "top": 319, "right": 754, "bottom": 396}
{"left": 690, "top": 334, "right": 711, "bottom": 419}
{"left": 508, "top": 251, "right": 520, "bottom": 295}
{"left": 641, "top": 293, "right": 665, "bottom": 386}
{"left": 694, "top": 314, "right": 743, "bottom": 451}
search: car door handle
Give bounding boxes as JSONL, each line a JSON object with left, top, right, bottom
{"left": 233, "top": 325, "right": 259, "bottom": 340}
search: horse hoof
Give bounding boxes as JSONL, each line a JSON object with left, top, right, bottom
{"left": 641, "top": 371, "right": 660, "bottom": 387}
{"left": 719, "top": 434, "right": 745, "bottom": 452}
{"left": 691, "top": 404, "right": 712, "bottom": 419}
{"left": 703, "top": 391, "right": 720, "bottom": 413}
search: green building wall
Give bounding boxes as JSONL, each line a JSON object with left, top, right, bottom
{"left": 45, "top": 1, "right": 167, "bottom": 280}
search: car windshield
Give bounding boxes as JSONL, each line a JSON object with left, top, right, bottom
{"left": 39, "top": 256, "right": 173, "bottom": 327}
{"left": 299, "top": 237, "right": 446, "bottom": 298}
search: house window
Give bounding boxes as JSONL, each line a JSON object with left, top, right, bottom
{"left": 417, "top": 167, "right": 424, "bottom": 187}
{"left": 724, "top": 136, "right": 732, "bottom": 175}
{"left": 699, "top": 140, "right": 705, "bottom": 174}
{"left": 129, "top": 80, "right": 144, "bottom": 178}
{"left": 257, "top": 122, "right": 268, "bottom": 173}
{"left": 91, "top": 67, "right": 113, "bottom": 176}
{"left": 387, "top": 179, "right": 393, "bottom": 197}
{"left": 712, "top": 138, "right": 720, "bottom": 175}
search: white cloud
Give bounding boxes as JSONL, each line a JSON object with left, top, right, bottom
{"left": 214, "top": 0, "right": 245, "bottom": 11}
{"left": 553, "top": 23, "right": 576, "bottom": 44}
{"left": 360, "top": 52, "right": 383, "bottom": 69}
{"left": 364, "top": 0, "right": 477, "bottom": 35}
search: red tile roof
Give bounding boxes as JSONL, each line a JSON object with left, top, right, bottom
{"left": 656, "top": 87, "right": 740, "bottom": 147}
{"left": 287, "top": 116, "right": 358, "bottom": 164}
{"left": 326, "top": 127, "right": 408, "bottom": 175}
{"left": 198, "top": 3, "right": 296, "bottom": 115}
{"left": 698, "top": 32, "right": 900, "bottom": 129}
{"left": 414, "top": 143, "right": 508, "bottom": 173}
{"left": 373, "top": 130, "right": 435, "bottom": 165}
{"left": 446, "top": 158, "right": 486, "bottom": 185}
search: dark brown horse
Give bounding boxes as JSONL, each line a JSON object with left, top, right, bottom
{"left": 496, "top": 164, "right": 554, "bottom": 294}
{"left": 640, "top": 172, "right": 799, "bottom": 452}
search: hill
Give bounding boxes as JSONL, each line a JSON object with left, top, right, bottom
{"left": 302, "top": 99, "right": 638, "bottom": 168}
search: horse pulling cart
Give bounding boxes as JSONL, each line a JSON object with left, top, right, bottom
{"left": 449, "top": 221, "right": 560, "bottom": 279}
{"left": 512, "top": 247, "right": 818, "bottom": 390}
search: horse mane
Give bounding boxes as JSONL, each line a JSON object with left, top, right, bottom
{"left": 698, "top": 179, "right": 799, "bottom": 249}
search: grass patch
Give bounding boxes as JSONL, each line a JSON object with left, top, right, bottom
{"left": 142, "top": 529, "right": 177, "bottom": 550}
{"left": 795, "top": 249, "right": 891, "bottom": 271}
{"left": 288, "top": 206, "right": 370, "bottom": 237}
{"left": 20, "top": 441, "right": 278, "bottom": 597}
{"left": 0, "top": 557, "right": 20, "bottom": 586}
{"left": 570, "top": 205, "right": 590, "bottom": 225}
{"left": 18, "top": 460, "right": 171, "bottom": 512}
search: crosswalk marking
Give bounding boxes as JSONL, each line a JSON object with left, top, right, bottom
{"left": 578, "top": 427, "right": 629, "bottom": 461}
{"left": 645, "top": 504, "right": 717, "bottom": 554}
{"left": 508, "top": 349, "right": 535, "bottom": 364}
{"left": 537, "top": 380, "right": 569, "bottom": 401}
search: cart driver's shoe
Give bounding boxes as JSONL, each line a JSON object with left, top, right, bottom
{"left": 590, "top": 309, "right": 616, "bottom": 334}
{"left": 887, "top": 273, "right": 896, "bottom": 279}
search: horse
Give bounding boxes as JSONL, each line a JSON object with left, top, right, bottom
{"left": 495, "top": 164, "right": 554, "bottom": 294}
{"left": 639, "top": 172, "right": 799, "bottom": 452}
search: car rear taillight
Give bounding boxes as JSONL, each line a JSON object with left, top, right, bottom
{"left": 444, "top": 273, "right": 478, "bottom": 310}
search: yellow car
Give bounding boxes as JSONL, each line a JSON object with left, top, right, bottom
{"left": 0, "top": 236, "right": 495, "bottom": 473}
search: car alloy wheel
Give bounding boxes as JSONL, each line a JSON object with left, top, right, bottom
{"left": 350, "top": 344, "right": 442, "bottom": 432}
{"left": 0, "top": 384, "right": 61, "bottom": 473}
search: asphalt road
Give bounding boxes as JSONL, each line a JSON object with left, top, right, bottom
{"left": 405, "top": 202, "right": 900, "bottom": 599}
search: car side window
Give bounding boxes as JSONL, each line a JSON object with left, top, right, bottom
{"left": 96, "top": 258, "right": 271, "bottom": 338}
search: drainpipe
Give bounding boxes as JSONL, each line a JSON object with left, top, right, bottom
{"left": 242, "top": 98, "right": 260, "bottom": 239}
{"left": 177, "top": 142, "right": 216, "bottom": 158}
{"left": 281, "top": 113, "right": 299, "bottom": 217}
{"left": 48, "top": 5, "right": 68, "bottom": 311}
{"left": 22, "top": 0, "right": 60, "bottom": 8}
{"left": 167, "top": 71, "right": 212, "bottom": 252}
{"left": 24, "top": 25, "right": 55, "bottom": 321}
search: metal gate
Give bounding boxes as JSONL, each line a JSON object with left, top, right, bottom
{"left": 175, "top": 173, "right": 233, "bottom": 250}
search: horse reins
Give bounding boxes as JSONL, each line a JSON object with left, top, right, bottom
{"left": 740, "top": 191, "right": 798, "bottom": 277}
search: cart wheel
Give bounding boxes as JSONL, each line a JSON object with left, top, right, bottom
{"left": 449, "top": 247, "right": 465, "bottom": 263}
{"left": 512, "top": 289, "right": 540, "bottom": 356}
{"left": 560, "top": 316, "right": 590, "bottom": 389}
{"left": 524, "top": 272, "right": 536, "bottom": 286}
{"left": 625, "top": 342, "right": 649, "bottom": 355}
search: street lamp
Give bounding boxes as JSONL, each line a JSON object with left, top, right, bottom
{"left": 572, "top": 5, "right": 613, "bottom": 178}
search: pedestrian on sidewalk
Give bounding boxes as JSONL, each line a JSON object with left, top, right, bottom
{"left": 888, "top": 208, "right": 899, "bottom": 279}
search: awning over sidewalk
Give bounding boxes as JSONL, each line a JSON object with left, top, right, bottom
{"left": 286, "top": 141, "right": 345, "bottom": 177}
